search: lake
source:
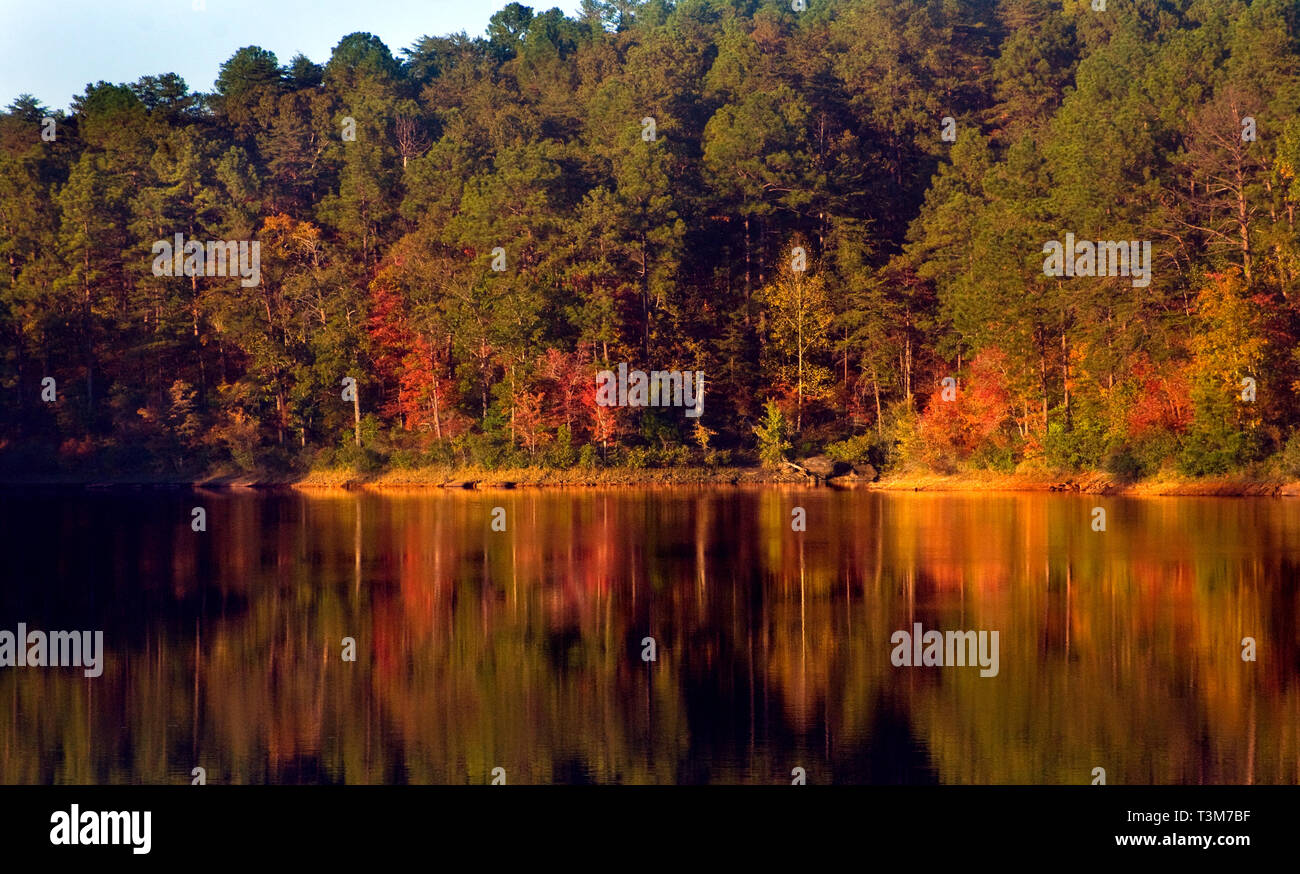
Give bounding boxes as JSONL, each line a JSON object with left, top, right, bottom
{"left": 0, "top": 486, "right": 1295, "bottom": 785}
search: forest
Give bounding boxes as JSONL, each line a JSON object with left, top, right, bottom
{"left": 2, "top": 0, "right": 1300, "bottom": 481}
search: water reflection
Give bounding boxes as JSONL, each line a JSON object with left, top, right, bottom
{"left": 0, "top": 487, "right": 1296, "bottom": 785}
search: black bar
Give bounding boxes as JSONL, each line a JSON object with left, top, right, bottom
{"left": 0, "top": 785, "right": 1283, "bottom": 862}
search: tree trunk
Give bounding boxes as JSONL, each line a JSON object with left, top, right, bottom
{"left": 1236, "top": 159, "right": 1251, "bottom": 283}
{"left": 796, "top": 276, "right": 804, "bottom": 431}
{"left": 903, "top": 334, "right": 913, "bottom": 403}
{"left": 353, "top": 380, "right": 361, "bottom": 447}
{"left": 641, "top": 229, "right": 650, "bottom": 357}
{"left": 1039, "top": 339, "right": 1049, "bottom": 431}
{"left": 743, "top": 215, "right": 752, "bottom": 327}
{"left": 83, "top": 237, "right": 93, "bottom": 411}
{"left": 872, "top": 370, "right": 883, "bottom": 437}
{"left": 1062, "top": 328, "right": 1071, "bottom": 430}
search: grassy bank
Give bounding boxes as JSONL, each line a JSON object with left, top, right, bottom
{"left": 291, "top": 464, "right": 807, "bottom": 489}
{"left": 0, "top": 464, "right": 806, "bottom": 489}
{"left": 870, "top": 468, "right": 1300, "bottom": 497}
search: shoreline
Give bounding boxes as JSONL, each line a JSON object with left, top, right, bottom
{"left": 867, "top": 470, "right": 1300, "bottom": 497}
{"left": 3, "top": 466, "right": 1300, "bottom": 496}
{"left": 0, "top": 465, "right": 806, "bottom": 490}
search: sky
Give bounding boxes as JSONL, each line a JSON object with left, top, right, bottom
{"left": 0, "top": 0, "right": 585, "bottom": 111}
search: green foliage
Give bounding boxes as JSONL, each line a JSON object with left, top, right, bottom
{"left": 1131, "top": 429, "right": 1183, "bottom": 479}
{"left": 1179, "top": 383, "right": 1262, "bottom": 477}
{"left": 970, "top": 442, "right": 1020, "bottom": 473}
{"left": 335, "top": 442, "right": 386, "bottom": 475}
{"left": 1281, "top": 431, "right": 1300, "bottom": 479}
{"left": 883, "top": 401, "right": 924, "bottom": 471}
{"left": 1103, "top": 447, "right": 1143, "bottom": 483}
{"left": 544, "top": 423, "right": 578, "bottom": 469}
{"left": 752, "top": 401, "right": 793, "bottom": 468}
{"left": 823, "top": 433, "right": 884, "bottom": 467}
{"left": 703, "top": 449, "right": 732, "bottom": 468}
{"left": 215, "top": 46, "right": 281, "bottom": 98}
{"left": 1043, "top": 400, "right": 1108, "bottom": 473}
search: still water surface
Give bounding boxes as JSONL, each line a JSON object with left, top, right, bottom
{"left": 1, "top": 486, "right": 1296, "bottom": 785}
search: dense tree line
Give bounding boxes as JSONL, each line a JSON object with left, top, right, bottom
{"left": 3, "top": 0, "right": 1300, "bottom": 479}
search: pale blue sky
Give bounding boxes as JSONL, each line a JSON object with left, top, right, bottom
{"left": 0, "top": 0, "right": 585, "bottom": 110}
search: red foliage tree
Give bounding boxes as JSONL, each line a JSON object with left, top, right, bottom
{"left": 368, "top": 282, "right": 461, "bottom": 441}
{"left": 917, "top": 348, "right": 1017, "bottom": 462}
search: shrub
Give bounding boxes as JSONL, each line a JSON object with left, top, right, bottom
{"left": 970, "top": 442, "right": 1019, "bottom": 472}
{"left": 752, "top": 400, "right": 792, "bottom": 467}
{"left": 544, "top": 423, "right": 577, "bottom": 468}
{"left": 336, "top": 443, "right": 386, "bottom": 475}
{"left": 258, "top": 446, "right": 296, "bottom": 475}
{"left": 652, "top": 444, "right": 691, "bottom": 467}
{"left": 882, "top": 400, "right": 923, "bottom": 470}
{"left": 1103, "top": 446, "right": 1143, "bottom": 482}
{"left": 387, "top": 448, "right": 421, "bottom": 470}
{"left": 624, "top": 447, "right": 652, "bottom": 469}
{"left": 1043, "top": 399, "right": 1108, "bottom": 472}
{"left": 1280, "top": 431, "right": 1300, "bottom": 479}
{"left": 1178, "top": 369, "right": 1262, "bottom": 476}
{"left": 1131, "top": 428, "right": 1181, "bottom": 476}
{"left": 422, "top": 440, "right": 458, "bottom": 467}
{"left": 824, "top": 433, "right": 885, "bottom": 467}
{"left": 1178, "top": 418, "right": 1259, "bottom": 477}
{"left": 704, "top": 448, "right": 732, "bottom": 467}
{"left": 212, "top": 418, "right": 261, "bottom": 472}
